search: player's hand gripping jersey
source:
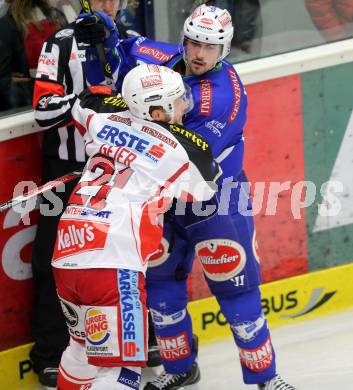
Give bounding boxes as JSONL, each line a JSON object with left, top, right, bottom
{"left": 52, "top": 88, "right": 220, "bottom": 272}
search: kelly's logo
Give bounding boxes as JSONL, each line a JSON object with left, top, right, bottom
{"left": 52, "top": 219, "right": 109, "bottom": 261}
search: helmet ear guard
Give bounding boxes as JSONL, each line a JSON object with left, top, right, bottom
{"left": 122, "top": 64, "right": 193, "bottom": 123}
{"left": 182, "top": 4, "right": 234, "bottom": 61}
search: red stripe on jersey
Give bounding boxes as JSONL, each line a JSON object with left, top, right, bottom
{"left": 74, "top": 120, "right": 86, "bottom": 137}
{"left": 155, "top": 162, "right": 190, "bottom": 196}
{"left": 32, "top": 80, "right": 64, "bottom": 108}
{"left": 59, "top": 363, "right": 95, "bottom": 383}
{"left": 86, "top": 113, "right": 94, "bottom": 131}
{"left": 138, "top": 163, "right": 189, "bottom": 265}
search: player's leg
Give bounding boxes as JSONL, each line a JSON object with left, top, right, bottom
{"left": 144, "top": 219, "right": 200, "bottom": 390}
{"left": 198, "top": 177, "right": 297, "bottom": 388}
{"left": 191, "top": 203, "right": 276, "bottom": 384}
{"left": 30, "top": 158, "right": 84, "bottom": 388}
{"left": 57, "top": 338, "right": 97, "bottom": 389}
{"left": 53, "top": 269, "right": 96, "bottom": 389}
{"left": 54, "top": 267, "right": 147, "bottom": 389}
{"left": 145, "top": 273, "right": 200, "bottom": 390}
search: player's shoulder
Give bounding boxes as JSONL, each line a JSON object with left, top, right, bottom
{"left": 196, "top": 61, "right": 246, "bottom": 119}
{"left": 129, "top": 36, "right": 179, "bottom": 64}
{"left": 157, "top": 122, "right": 212, "bottom": 157}
{"left": 212, "top": 61, "right": 244, "bottom": 92}
{"left": 79, "top": 87, "right": 129, "bottom": 114}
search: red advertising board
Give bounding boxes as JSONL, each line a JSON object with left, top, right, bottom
{"left": 0, "top": 134, "right": 42, "bottom": 350}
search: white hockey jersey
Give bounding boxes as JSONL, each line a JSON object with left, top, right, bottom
{"left": 52, "top": 89, "right": 220, "bottom": 274}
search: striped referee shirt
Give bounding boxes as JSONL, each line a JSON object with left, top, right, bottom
{"left": 33, "top": 23, "right": 88, "bottom": 162}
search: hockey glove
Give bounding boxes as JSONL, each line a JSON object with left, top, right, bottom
{"left": 75, "top": 13, "right": 105, "bottom": 45}
{"left": 74, "top": 11, "right": 120, "bottom": 50}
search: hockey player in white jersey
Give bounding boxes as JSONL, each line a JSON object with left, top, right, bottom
{"left": 51, "top": 64, "right": 220, "bottom": 389}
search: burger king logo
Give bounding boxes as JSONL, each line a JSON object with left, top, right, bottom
{"left": 85, "top": 308, "right": 110, "bottom": 345}
{"left": 196, "top": 239, "right": 246, "bottom": 282}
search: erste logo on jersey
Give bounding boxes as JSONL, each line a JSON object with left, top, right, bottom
{"left": 98, "top": 125, "right": 150, "bottom": 152}
{"left": 147, "top": 144, "right": 166, "bottom": 158}
{"left": 52, "top": 219, "right": 109, "bottom": 261}
{"left": 200, "top": 79, "right": 212, "bottom": 116}
{"left": 85, "top": 308, "right": 110, "bottom": 345}
{"left": 136, "top": 46, "right": 174, "bottom": 62}
{"left": 97, "top": 125, "right": 167, "bottom": 164}
{"left": 196, "top": 239, "right": 246, "bottom": 282}
{"left": 239, "top": 337, "right": 273, "bottom": 372}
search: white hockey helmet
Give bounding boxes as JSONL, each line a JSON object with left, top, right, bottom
{"left": 122, "top": 64, "right": 193, "bottom": 122}
{"left": 182, "top": 4, "right": 234, "bottom": 61}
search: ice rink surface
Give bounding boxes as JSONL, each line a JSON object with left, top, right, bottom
{"left": 34, "top": 309, "right": 353, "bottom": 389}
{"left": 142, "top": 309, "right": 353, "bottom": 390}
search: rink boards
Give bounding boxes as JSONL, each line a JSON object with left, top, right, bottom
{"left": 1, "top": 262, "right": 353, "bottom": 389}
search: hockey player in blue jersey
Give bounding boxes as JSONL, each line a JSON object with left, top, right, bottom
{"left": 74, "top": 4, "right": 297, "bottom": 390}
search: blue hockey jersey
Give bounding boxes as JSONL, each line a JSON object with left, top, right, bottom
{"left": 87, "top": 36, "right": 247, "bottom": 181}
